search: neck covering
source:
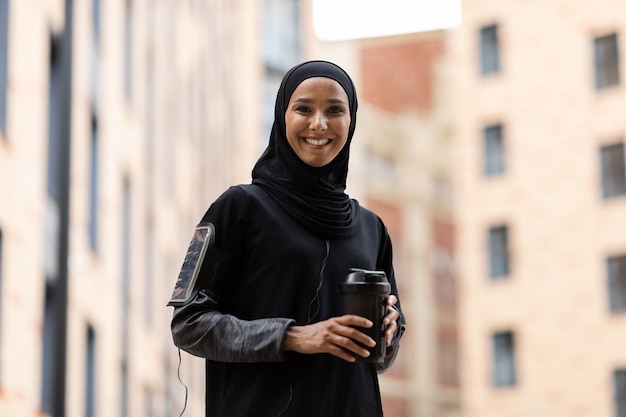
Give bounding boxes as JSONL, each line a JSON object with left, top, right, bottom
{"left": 251, "top": 60, "right": 360, "bottom": 240}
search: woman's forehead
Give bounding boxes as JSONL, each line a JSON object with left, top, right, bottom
{"left": 289, "top": 77, "right": 349, "bottom": 100}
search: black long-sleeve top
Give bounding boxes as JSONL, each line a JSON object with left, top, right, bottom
{"left": 171, "top": 184, "right": 406, "bottom": 417}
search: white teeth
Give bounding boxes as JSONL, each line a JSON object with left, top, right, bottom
{"left": 305, "top": 138, "right": 329, "bottom": 146}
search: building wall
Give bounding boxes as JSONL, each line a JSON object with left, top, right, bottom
{"left": 0, "top": 1, "right": 313, "bottom": 417}
{"left": 451, "top": 1, "right": 626, "bottom": 416}
{"left": 360, "top": 38, "right": 444, "bottom": 113}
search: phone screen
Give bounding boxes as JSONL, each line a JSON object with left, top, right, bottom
{"left": 168, "top": 224, "right": 213, "bottom": 306}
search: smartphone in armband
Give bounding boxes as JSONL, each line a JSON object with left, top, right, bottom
{"left": 167, "top": 222, "right": 230, "bottom": 307}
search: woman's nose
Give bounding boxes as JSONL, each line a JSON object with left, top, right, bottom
{"left": 310, "top": 112, "right": 327, "bottom": 130}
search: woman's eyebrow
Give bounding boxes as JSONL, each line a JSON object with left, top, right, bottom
{"left": 292, "top": 97, "right": 347, "bottom": 104}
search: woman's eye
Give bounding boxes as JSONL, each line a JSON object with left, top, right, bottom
{"left": 328, "top": 106, "right": 346, "bottom": 114}
{"left": 295, "top": 106, "right": 311, "bottom": 113}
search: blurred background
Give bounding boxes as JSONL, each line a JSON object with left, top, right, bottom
{"left": 0, "top": 0, "right": 625, "bottom": 416}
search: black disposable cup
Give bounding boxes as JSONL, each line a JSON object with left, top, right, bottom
{"left": 340, "top": 268, "right": 390, "bottom": 363}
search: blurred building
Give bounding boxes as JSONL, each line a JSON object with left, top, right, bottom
{"left": 322, "top": 31, "right": 460, "bottom": 417}
{"left": 0, "top": 1, "right": 315, "bottom": 416}
{"left": 451, "top": 1, "right": 626, "bottom": 416}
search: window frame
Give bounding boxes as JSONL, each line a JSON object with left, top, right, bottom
{"left": 607, "top": 255, "right": 626, "bottom": 313}
{"left": 479, "top": 24, "right": 500, "bottom": 76}
{"left": 88, "top": 113, "right": 99, "bottom": 251}
{"left": 483, "top": 123, "right": 505, "bottom": 176}
{"left": 488, "top": 225, "right": 511, "bottom": 279}
{"left": 600, "top": 142, "right": 626, "bottom": 199}
{"left": 593, "top": 33, "right": 620, "bottom": 90}
{"left": 492, "top": 331, "right": 517, "bottom": 388}
{"left": 85, "top": 325, "right": 96, "bottom": 417}
{"left": 123, "top": 0, "right": 133, "bottom": 100}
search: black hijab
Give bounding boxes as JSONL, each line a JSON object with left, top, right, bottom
{"left": 252, "top": 60, "right": 360, "bottom": 240}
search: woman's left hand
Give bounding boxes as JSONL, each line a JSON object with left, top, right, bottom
{"left": 382, "top": 295, "right": 400, "bottom": 347}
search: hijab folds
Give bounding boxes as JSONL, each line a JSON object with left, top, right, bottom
{"left": 252, "top": 61, "right": 360, "bottom": 240}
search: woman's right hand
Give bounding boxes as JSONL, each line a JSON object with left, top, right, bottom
{"left": 282, "top": 315, "right": 375, "bottom": 362}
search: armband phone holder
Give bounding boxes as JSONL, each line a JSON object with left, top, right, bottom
{"left": 167, "top": 222, "right": 229, "bottom": 307}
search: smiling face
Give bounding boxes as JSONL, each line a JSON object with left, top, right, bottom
{"left": 284, "top": 77, "right": 351, "bottom": 168}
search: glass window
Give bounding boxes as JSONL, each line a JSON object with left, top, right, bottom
{"left": 616, "top": 369, "right": 626, "bottom": 417}
{"left": 47, "top": 33, "right": 63, "bottom": 200}
{"left": 600, "top": 143, "right": 626, "bottom": 198}
{"left": 0, "top": 0, "right": 9, "bottom": 134}
{"left": 85, "top": 326, "right": 96, "bottom": 417}
{"left": 90, "top": 0, "right": 101, "bottom": 110}
{"left": 594, "top": 33, "right": 620, "bottom": 90}
{"left": 488, "top": 225, "right": 510, "bottom": 279}
{"left": 484, "top": 124, "right": 505, "bottom": 175}
{"left": 608, "top": 255, "right": 626, "bottom": 313}
{"left": 89, "top": 113, "right": 99, "bottom": 251}
{"left": 480, "top": 24, "right": 500, "bottom": 76}
{"left": 124, "top": 0, "right": 133, "bottom": 100}
{"left": 263, "top": 0, "right": 301, "bottom": 72}
{"left": 492, "top": 331, "right": 516, "bottom": 387}
{"left": 40, "top": 285, "right": 56, "bottom": 413}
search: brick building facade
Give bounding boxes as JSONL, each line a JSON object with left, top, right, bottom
{"left": 451, "top": 1, "right": 626, "bottom": 416}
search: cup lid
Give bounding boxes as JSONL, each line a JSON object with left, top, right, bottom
{"left": 341, "top": 268, "right": 390, "bottom": 293}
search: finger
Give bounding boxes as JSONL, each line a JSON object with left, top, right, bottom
{"left": 323, "top": 336, "right": 360, "bottom": 362}
{"left": 336, "top": 314, "right": 373, "bottom": 328}
{"left": 345, "top": 328, "right": 376, "bottom": 348}
{"left": 323, "top": 317, "right": 376, "bottom": 348}
{"left": 385, "top": 321, "right": 398, "bottom": 346}
{"left": 333, "top": 322, "right": 377, "bottom": 356}
{"left": 383, "top": 296, "right": 399, "bottom": 325}
{"left": 382, "top": 306, "right": 400, "bottom": 326}
{"left": 321, "top": 317, "right": 377, "bottom": 361}
{"left": 330, "top": 320, "right": 376, "bottom": 348}
{"left": 338, "top": 338, "right": 372, "bottom": 359}
{"left": 323, "top": 330, "right": 372, "bottom": 362}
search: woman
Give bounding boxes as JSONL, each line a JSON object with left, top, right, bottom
{"left": 171, "top": 60, "right": 406, "bottom": 417}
